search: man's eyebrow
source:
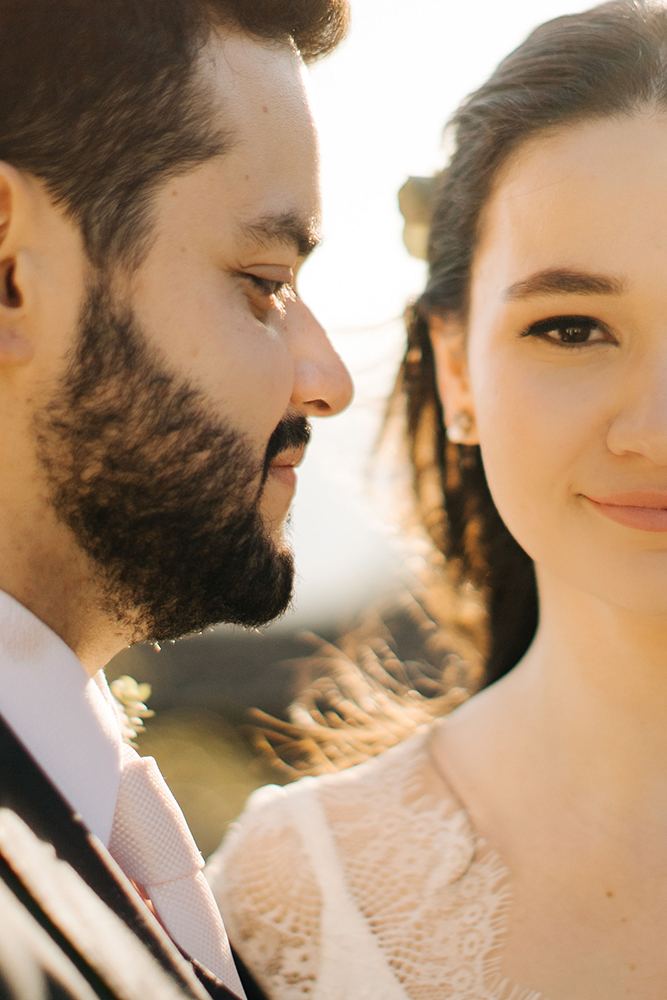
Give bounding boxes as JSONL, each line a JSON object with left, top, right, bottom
{"left": 504, "top": 268, "right": 627, "bottom": 301}
{"left": 239, "top": 212, "right": 321, "bottom": 258}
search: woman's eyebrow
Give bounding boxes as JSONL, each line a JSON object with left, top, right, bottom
{"left": 504, "top": 268, "right": 627, "bottom": 301}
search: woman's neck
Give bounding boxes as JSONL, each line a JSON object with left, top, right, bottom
{"left": 434, "top": 568, "right": 667, "bottom": 852}
{"left": 524, "top": 567, "right": 667, "bottom": 796}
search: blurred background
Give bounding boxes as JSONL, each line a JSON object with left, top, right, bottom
{"left": 108, "top": 0, "right": 595, "bottom": 858}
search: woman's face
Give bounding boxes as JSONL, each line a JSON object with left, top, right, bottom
{"left": 437, "top": 113, "right": 667, "bottom": 615}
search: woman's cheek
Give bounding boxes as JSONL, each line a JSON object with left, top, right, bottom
{"left": 472, "top": 357, "right": 576, "bottom": 558}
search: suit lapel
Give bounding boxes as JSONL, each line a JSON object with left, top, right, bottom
{"left": 0, "top": 714, "right": 265, "bottom": 1000}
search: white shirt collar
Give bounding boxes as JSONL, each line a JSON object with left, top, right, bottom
{"left": 0, "top": 589, "right": 122, "bottom": 846}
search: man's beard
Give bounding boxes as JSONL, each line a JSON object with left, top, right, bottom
{"left": 33, "top": 281, "right": 310, "bottom": 641}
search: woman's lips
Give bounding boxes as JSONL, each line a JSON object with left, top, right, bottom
{"left": 585, "top": 492, "right": 667, "bottom": 532}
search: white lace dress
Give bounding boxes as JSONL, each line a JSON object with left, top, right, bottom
{"left": 206, "top": 728, "right": 543, "bottom": 1000}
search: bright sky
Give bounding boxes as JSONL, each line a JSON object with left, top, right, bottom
{"left": 261, "top": 0, "right": 595, "bottom": 632}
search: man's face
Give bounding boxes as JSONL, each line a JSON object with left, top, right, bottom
{"left": 30, "top": 31, "right": 352, "bottom": 641}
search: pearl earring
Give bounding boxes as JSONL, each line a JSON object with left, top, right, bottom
{"left": 446, "top": 410, "right": 475, "bottom": 444}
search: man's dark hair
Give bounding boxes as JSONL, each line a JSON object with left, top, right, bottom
{"left": 0, "top": 0, "right": 348, "bottom": 268}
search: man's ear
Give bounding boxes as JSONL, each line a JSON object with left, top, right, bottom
{"left": 0, "top": 165, "right": 34, "bottom": 366}
{"left": 428, "top": 313, "right": 479, "bottom": 445}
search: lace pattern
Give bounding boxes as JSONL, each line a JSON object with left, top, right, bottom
{"left": 207, "top": 729, "right": 544, "bottom": 1000}
{"left": 207, "top": 785, "right": 323, "bottom": 997}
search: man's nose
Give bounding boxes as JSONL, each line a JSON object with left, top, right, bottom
{"left": 607, "top": 353, "right": 667, "bottom": 465}
{"left": 285, "top": 297, "right": 353, "bottom": 417}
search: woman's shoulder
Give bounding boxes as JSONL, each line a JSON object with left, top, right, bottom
{"left": 206, "top": 725, "right": 509, "bottom": 1000}
{"left": 208, "top": 723, "right": 476, "bottom": 895}
{"left": 205, "top": 778, "right": 311, "bottom": 899}
{"left": 206, "top": 774, "right": 327, "bottom": 998}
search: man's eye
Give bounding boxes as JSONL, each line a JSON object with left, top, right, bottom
{"left": 246, "top": 274, "right": 288, "bottom": 298}
{"left": 521, "top": 314, "right": 613, "bottom": 346}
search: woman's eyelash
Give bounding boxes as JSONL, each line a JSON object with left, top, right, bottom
{"left": 520, "top": 314, "right": 613, "bottom": 346}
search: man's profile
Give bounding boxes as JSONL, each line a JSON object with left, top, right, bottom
{"left": 0, "top": 1, "right": 351, "bottom": 997}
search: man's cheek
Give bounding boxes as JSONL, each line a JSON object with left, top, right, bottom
{"left": 220, "top": 360, "right": 294, "bottom": 445}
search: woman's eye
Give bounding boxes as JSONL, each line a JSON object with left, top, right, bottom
{"left": 521, "top": 314, "right": 613, "bottom": 346}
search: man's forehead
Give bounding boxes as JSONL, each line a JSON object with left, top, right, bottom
{"left": 238, "top": 211, "right": 321, "bottom": 258}
{"left": 202, "top": 28, "right": 312, "bottom": 129}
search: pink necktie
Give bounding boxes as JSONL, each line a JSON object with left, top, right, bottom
{"left": 108, "top": 744, "right": 245, "bottom": 998}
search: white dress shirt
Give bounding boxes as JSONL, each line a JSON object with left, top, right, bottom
{"left": 0, "top": 588, "right": 122, "bottom": 846}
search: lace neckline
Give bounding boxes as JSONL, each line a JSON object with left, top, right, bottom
{"left": 418, "top": 722, "right": 545, "bottom": 1000}
{"left": 314, "top": 724, "right": 545, "bottom": 1000}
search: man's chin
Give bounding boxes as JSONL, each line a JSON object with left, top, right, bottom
{"left": 260, "top": 471, "right": 298, "bottom": 529}
{"left": 265, "top": 523, "right": 293, "bottom": 555}
{"left": 259, "top": 512, "right": 293, "bottom": 553}
{"left": 134, "top": 545, "right": 297, "bottom": 643}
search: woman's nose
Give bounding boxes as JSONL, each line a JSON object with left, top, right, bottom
{"left": 286, "top": 297, "right": 353, "bottom": 417}
{"left": 607, "top": 354, "right": 667, "bottom": 465}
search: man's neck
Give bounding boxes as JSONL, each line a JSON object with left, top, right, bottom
{"left": 0, "top": 556, "right": 127, "bottom": 676}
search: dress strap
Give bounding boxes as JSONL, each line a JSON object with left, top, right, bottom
{"left": 285, "top": 778, "right": 410, "bottom": 1000}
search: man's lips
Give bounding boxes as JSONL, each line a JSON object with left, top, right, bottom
{"left": 268, "top": 446, "right": 306, "bottom": 486}
{"left": 270, "top": 445, "right": 306, "bottom": 469}
{"left": 585, "top": 492, "right": 667, "bottom": 532}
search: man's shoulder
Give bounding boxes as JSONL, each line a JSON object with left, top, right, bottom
{"left": 0, "top": 805, "right": 206, "bottom": 1000}
{"left": 0, "top": 716, "right": 242, "bottom": 1000}
{"left": 0, "top": 854, "right": 99, "bottom": 1000}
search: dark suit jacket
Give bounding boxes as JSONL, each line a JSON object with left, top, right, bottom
{"left": 0, "top": 715, "right": 266, "bottom": 1000}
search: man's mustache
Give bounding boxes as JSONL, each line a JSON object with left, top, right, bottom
{"left": 264, "top": 412, "right": 312, "bottom": 470}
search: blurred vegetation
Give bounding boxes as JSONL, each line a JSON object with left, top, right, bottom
{"left": 106, "top": 625, "right": 339, "bottom": 719}
{"left": 105, "top": 626, "right": 332, "bottom": 857}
